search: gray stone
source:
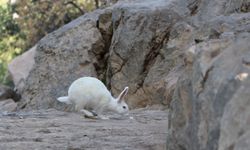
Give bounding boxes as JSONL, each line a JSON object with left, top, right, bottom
{"left": 0, "top": 99, "right": 17, "bottom": 112}
{"left": 8, "top": 45, "right": 36, "bottom": 91}
{"left": 167, "top": 1, "right": 250, "bottom": 149}
{"left": 107, "top": 0, "right": 190, "bottom": 108}
{"left": 16, "top": 10, "right": 108, "bottom": 110}
{"left": 218, "top": 77, "right": 250, "bottom": 150}
{"left": 167, "top": 32, "right": 250, "bottom": 150}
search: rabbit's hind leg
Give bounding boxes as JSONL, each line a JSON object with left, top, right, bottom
{"left": 80, "top": 109, "right": 98, "bottom": 119}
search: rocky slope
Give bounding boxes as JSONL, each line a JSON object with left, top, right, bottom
{"left": 4, "top": 0, "right": 250, "bottom": 149}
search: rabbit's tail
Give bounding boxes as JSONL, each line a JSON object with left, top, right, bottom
{"left": 57, "top": 96, "right": 72, "bottom": 104}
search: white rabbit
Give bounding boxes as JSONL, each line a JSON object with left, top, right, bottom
{"left": 57, "top": 77, "right": 129, "bottom": 119}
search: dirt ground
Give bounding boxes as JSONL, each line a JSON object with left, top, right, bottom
{"left": 0, "top": 108, "right": 167, "bottom": 150}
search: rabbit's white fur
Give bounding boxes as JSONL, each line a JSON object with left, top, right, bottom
{"left": 57, "top": 77, "right": 129, "bottom": 119}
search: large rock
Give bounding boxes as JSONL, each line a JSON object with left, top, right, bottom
{"left": 166, "top": 0, "right": 250, "bottom": 149}
{"left": 167, "top": 10, "right": 250, "bottom": 150}
{"left": 107, "top": 0, "right": 190, "bottom": 108}
{"left": 0, "top": 99, "right": 17, "bottom": 112}
{"left": 218, "top": 77, "right": 250, "bottom": 150}
{"left": 15, "top": 10, "right": 110, "bottom": 109}
{"left": 196, "top": 0, "right": 250, "bottom": 20}
{"left": 8, "top": 45, "right": 36, "bottom": 91}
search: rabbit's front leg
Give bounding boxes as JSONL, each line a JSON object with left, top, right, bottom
{"left": 93, "top": 106, "right": 109, "bottom": 120}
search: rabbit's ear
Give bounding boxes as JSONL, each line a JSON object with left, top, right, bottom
{"left": 117, "top": 87, "right": 129, "bottom": 103}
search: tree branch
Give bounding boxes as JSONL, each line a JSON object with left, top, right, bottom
{"left": 95, "top": 0, "right": 99, "bottom": 9}
{"left": 64, "top": 1, "right": 85, "bottom": 14}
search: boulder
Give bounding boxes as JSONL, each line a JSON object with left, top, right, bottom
{"left": 15, "top": 10, "right": 110, "bottom": 109}
{"left": 0, "top": 99, "right": 17, "bottom": 112}
{"left": 167, "top": 11, "right": 250, "bottom": 150}
{"left": 107, "top": 0, "right": 190, "bottom": 108}
{"left": 8, "top": 45, "right": 36, "bottom": 91}
{"left": 218, "top": 77, "right": 250, "bottom": 150}
{"left": 166, "top": 0, "right": 250, "bottom": 149}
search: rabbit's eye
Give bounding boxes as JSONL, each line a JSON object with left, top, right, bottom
{"left": 123, "top": 106, "right": 126, "bottom": 109}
